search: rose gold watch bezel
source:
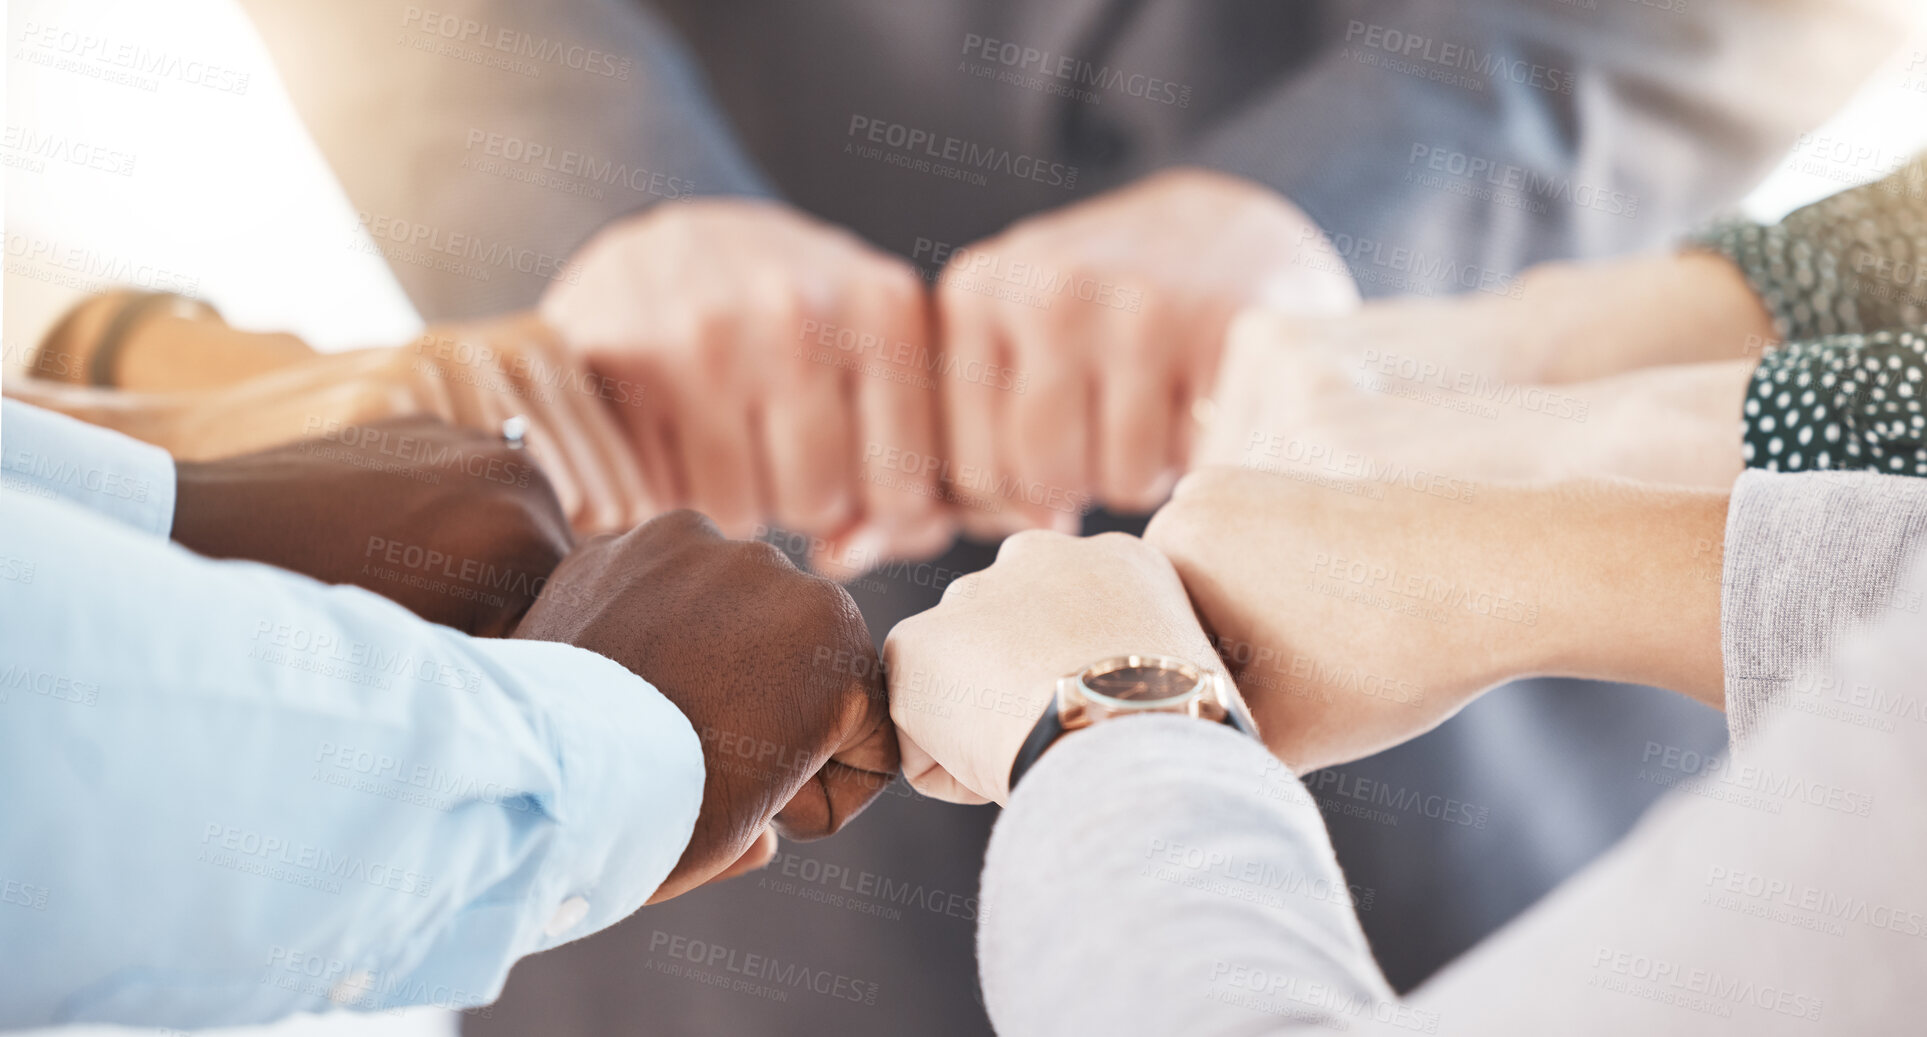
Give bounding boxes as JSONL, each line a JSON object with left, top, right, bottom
{"left": 1056, "top": 654, "right": 1251, "bottom": 732}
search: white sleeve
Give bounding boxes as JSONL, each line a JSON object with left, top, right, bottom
{"left": 0, "top": 484, "right": 704, "bottom": 1030}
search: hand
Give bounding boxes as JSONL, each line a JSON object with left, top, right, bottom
{"left": 170, "top": 417, "right": 572, "bottom": 637}
{"left": 883, "top": 531, "right": 1218, "bottom": 806}
{"left": 1195, "top": 306, "right": 1750, "bottom": 488}
{"left": 512, "top": 510, "right": 898, "bottom": 901}
{"left": 933, "top": 168, "right": 1357, "bottom": 533}
{"left": 1144, "top": 468, "right": 1727, "bottom": 773}
{"left": 13, "top": 313, "right": 660, "bottom": 534}
{"left": 541, "top": 198, "right": 952, "bottom": 571}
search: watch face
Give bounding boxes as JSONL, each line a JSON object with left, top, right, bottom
{"left": 1083, "top": 662, "right": 1199, "bottom": 704}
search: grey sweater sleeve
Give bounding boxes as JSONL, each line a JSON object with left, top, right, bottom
{"left": 978, "top": 715, "right": 1401, "bottom": 1037}
{"left": 1721, "top": 469, "right": 1927, "bottom": 743}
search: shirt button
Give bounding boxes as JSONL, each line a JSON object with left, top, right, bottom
{"left": 545, "top": 895, "right": 590, "bottom": 937}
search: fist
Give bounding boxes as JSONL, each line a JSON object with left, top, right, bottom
{"left": 542, "top": 199, "right": 952, "bottom": 570}
{"left": 171, "top": 417, "right": 572, "bottom": 637}
{"left": 512, "top": 511, "right": 898, "bottom": 901}
{"left": 934, "top": 168, "right": 1358, "bottom": 534}
{"left": 883, "top": 531, "right": 1218, "bottom": 805}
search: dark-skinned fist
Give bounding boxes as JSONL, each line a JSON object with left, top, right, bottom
{"left": 511, "top": 510, "right": 898, "bottom": 902}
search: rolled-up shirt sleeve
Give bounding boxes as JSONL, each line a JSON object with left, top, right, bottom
{"left": 2, "top": 396, "right": 176, "bottom": 536}
{"left": 0, "top": 485, "right": 703, "bottom": 1030}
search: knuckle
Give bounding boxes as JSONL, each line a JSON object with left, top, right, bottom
{"left": 994, "top": 527, "right": 1066, "bottom": 563}
{"left": 939, "top": 571, "right": 984, "bottom": 604}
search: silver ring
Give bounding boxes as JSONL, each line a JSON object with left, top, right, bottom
{"left": 501, "top": 415, "right": 528, "bottom": 448}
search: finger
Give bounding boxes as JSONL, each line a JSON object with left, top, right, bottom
{"left": 705, "top": 826, "right": 778, "bottom": 886}
{"left": 496, "top": 320, "right": 654, "bottom": 532}
{"left": 761, "top": 357, "right": 856, "bottom": 538}
{"left": 894, "top": 722, "right": 991, "bottom": 806}
{"left": 517, "top": 357, "right": 642, "bottom": 535}
{"left": 847, "top": 271, "right": 951, "bottom": 561}
{"left": 935, "top": 282, "right": 1021, "bottom": 539}
{"left": 1001, "top": 319, "right": 1089, "bottom": 533}
{"left": 567, "top": 381, "right": 660, "bottom": 531}
{"left": 663, "top": 364, "right": 763, "bottom": 538}
{"left": 1096, "top": 361, "right": 1178, "bottom": 513}
{"left": 600, "top": 353, "right": 682, "bottom": 517}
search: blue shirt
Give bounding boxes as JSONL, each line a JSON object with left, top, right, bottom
{"left": 0, "top": 400, "right": 704, "bottom": 1030}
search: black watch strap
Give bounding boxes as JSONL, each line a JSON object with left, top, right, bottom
{"left": 1006, "top": 686, "right": 1259, "bottom": 795}
{"left": 1006, "top": 695, "right": 1065, "bottom": 794}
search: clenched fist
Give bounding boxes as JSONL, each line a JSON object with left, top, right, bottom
{"left": 512, "top": 510, "right": 898, "bottom": 901}
{"left": 542, "top": 199, "right": 953, "bottom": 569}
{"left": 935, "top": 168, "right": 1358, "bottom": 534}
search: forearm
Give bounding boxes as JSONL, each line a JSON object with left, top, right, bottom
{"left": 1523, "top": 482, "right": 1729, "bottom": 706}
{"left": 3, "top": 379, "right": 200, "bottom": 452}
{"left": 1566, "top": 360, "right": 1751, "bottom": 487}
{"left": 1499, "top": 254, "right": 1777, "bottom": 385}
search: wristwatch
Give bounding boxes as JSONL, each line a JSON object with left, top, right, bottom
{"left": 1007, "top": 654, "right": 1258, "bottom": 792}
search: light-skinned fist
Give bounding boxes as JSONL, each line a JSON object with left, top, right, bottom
{"left": 883, "top": 530, "right": 1221, "bottom": 806}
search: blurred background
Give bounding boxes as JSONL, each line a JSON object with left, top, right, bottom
{"left": 8, "top": 1, "right": 1927, "bottom": 1035}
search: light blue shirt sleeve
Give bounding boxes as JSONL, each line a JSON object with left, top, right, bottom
{"left": 1, "top": 397, "right": 177, "bottom": 537}
{"left": 0, "top": 484, "right": 705, "bottom": 1030}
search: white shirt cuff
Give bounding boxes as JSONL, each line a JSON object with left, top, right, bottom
{"left": 2, "top": 398, "right": 176, "bottom": 537}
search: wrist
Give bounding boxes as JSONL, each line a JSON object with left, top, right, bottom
{"left": 1532, "top": 483, "right": 1728, "bottom": 706}
{"left": 1506, "top": 254, "right": 1776, "bottom": 385}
